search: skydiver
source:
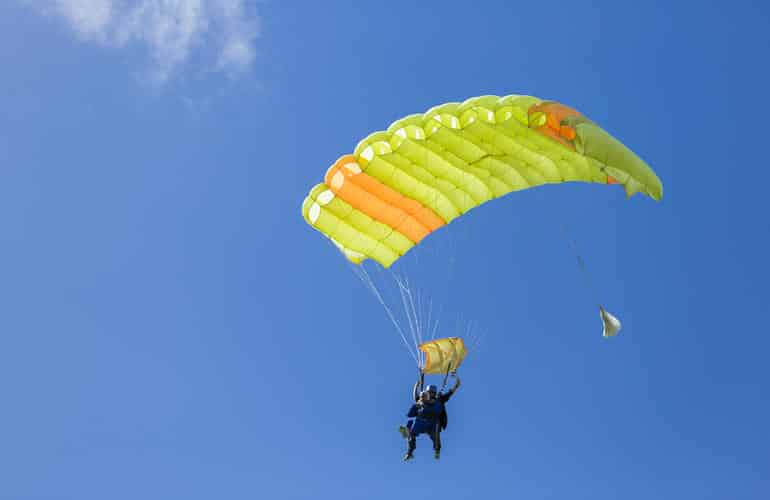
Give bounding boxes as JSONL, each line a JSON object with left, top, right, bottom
{"left": 399, "top": 373, "right": 461, "bottom": 461}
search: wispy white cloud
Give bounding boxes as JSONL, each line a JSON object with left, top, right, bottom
{"left": 31, "top": 0, "right": 260, "bottom": 84}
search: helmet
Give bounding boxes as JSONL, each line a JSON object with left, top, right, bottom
{"left": 425, "top": 384, "right": 438, "bottom": 395}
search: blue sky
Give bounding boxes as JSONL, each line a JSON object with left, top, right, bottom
{"left": 2, "top": 1, "right": 769, "bottom": 499}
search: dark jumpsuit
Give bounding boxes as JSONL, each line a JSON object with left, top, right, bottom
{"left": 406, "top": 391, "right": 453, "bottom": 453}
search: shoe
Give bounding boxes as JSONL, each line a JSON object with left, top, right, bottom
{"left": 403, "top": 452, "right": 414, "bottom": 462}
{"left": 398, "top": 426, "right": 409, "bottom": 439}
{"left": 434, "top": 450, "right": 440, "bottom": 460}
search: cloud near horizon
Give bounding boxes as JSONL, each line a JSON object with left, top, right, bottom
{"left": 32, "top": 0, "right": 260, "bottom": 84}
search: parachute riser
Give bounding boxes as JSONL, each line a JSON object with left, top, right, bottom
{"left": 440, "top": 361, "right": 453, "bottom": 393}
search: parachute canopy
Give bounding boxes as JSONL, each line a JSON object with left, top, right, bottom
{"left": 301, "top": 94, "right": 663, "bottom": 268}
{"left": 418, "top": 337, "right": 467, "bottom": 375}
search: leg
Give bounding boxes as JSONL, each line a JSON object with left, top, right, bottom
{"left": 403, "top": 420, "right": 416, "bottom": 461}
{"left": 430, "top": 426, "right": 441, "bottom": 459}
{"left": 404, "top": 432, "right": 416, "bottom": 461}
{"left": 399, "top": 419, "right": 413, "bottom": 439}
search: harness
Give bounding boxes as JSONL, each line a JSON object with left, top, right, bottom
{"left": 414, "top": 399, "right": 444, "bottom": 422}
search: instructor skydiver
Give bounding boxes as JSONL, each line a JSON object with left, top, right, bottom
{"left": 399, "top": 373, "right": 461, "bottom": 461}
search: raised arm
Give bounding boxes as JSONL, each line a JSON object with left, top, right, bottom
{"left": 412, "top": 377, "right": 421, "bottom": 402}
{"left": 438, "top": 373, "right": 462, "bottom": 403}
{"left": 448, "top": 374, "right": 461, "bottom": 395}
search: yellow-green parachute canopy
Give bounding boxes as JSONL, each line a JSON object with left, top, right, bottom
{"left": 301, "top": 95, "right": 663, "bottom": 268}
{"left": 418, "top": 337, "right": 467, "bottom": 375}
